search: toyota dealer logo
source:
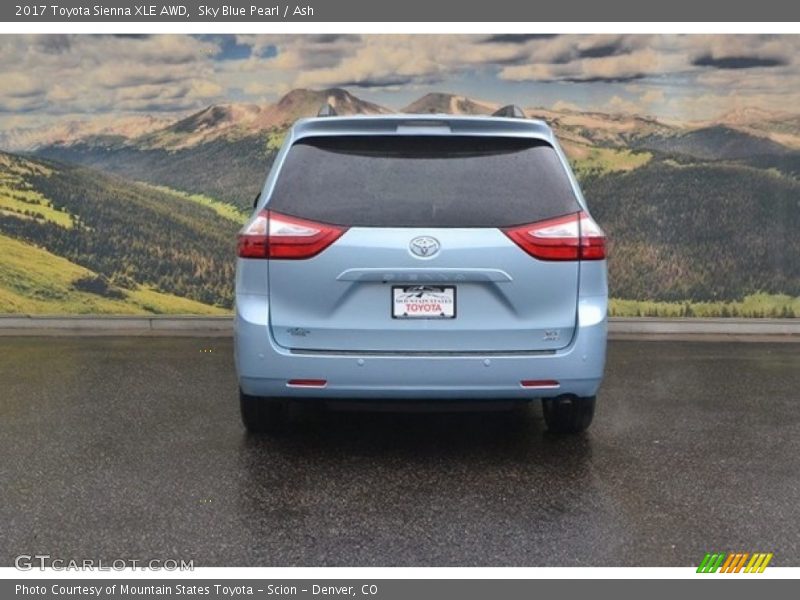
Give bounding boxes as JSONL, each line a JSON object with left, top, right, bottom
{"left": 409, "top": 236, "right": 440, "bottom": 258}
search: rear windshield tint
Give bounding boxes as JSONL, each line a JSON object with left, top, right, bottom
{"left": 268, "top": 136, "right": 580, "bottom": 227}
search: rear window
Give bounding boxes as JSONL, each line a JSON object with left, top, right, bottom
{"left": 268, "top": 135, "right": 580, "bottom": 227}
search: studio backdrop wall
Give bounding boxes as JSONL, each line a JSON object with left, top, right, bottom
{"left": 0, "top": 34, "right": 798, "bottom": 317}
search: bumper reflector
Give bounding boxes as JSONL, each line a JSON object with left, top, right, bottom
{"left": 287, "top": 379, "right": 328, "bottom": 388}
{"left": 520, "top": 379, "right": 560, "bottom": 389}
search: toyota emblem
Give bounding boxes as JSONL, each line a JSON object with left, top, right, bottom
{"left": 409, "top": 236, "right": 441, "bottom": 258}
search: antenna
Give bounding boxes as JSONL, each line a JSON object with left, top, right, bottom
{"left": 491, "top": 105, "right": 526, "bottom": 118}
{"left": 317, "top": 103, "right": 338, "bottom": 117}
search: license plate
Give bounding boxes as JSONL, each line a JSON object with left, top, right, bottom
{"left": 392, "top": 286, "right": 456, "bottom": 319}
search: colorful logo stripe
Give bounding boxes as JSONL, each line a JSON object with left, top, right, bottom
{"left": 697, "top": 552, "right": 773, "bottom": 573}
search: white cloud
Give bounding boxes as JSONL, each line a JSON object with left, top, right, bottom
{"left": 0, "top": 34, "right": 220, "bottom": 118}
{"left": 640, "top": 89, "right": 665, "bottom": 104}
{"left": 551, "top": 100, "right": 582, "bottom": 111}
{"left": 2, "top": 34, "right": 800, "bottom": 125}
{"left": 605, "top": 95, "right": 642, "bottom": 114}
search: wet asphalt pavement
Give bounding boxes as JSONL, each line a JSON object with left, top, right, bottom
{"left": 0, "top": 337, "right": 798, "bottom": 567}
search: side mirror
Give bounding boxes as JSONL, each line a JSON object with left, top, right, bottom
{"left": 253, "top": 192, "right": 260, "bottom": 209}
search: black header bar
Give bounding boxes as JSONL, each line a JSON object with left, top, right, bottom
{"left": 3, "top": 0, "right": 800, "bottom": 22}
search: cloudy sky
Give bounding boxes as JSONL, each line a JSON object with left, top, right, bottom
{"left": 1, "top": 34, "right": 799, "bottom": 128}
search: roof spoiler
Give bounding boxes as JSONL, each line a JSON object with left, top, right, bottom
{"left": 317, "top": 103, "right": 338, "bottom": 117}
{"left": 491, "top": 104, "right": 526, "bottom": 118}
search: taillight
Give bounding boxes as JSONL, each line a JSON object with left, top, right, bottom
{"left": 237, "top": 210, "right": 269, "bottom": 258}
{"left": 578, "top": 212, "right": 606, "bottom": 260}
{"left": 502, "top": 211, "right": 606, "bottom": 261}
{"left": 237, "top": 210, "right": 347, "bottom": 259}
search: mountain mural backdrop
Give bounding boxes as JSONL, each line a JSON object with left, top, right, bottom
{"left": 1, "top": 87, "right": 799, "bottom": 316}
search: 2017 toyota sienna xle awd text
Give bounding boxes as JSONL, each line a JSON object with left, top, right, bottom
{"left": 235, "top": 105, "right": 608, "bottom": 435}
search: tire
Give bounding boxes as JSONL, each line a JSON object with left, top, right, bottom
{"left": 542, "top": 395, "right": 595, "bottom": 434}
{"left": 239, "top": 388, "right": 288, "bottom": 434}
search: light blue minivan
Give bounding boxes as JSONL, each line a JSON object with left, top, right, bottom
{"left": 235, "top": 106, "right": 607, "bottom": 434}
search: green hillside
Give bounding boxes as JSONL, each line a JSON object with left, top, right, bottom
{"left": 140, "top": 183, "right": 248, "bottom": 224}
{"left": 587, "top": 160, "right": 800, "bottom": 301}
{"left": 567, "top": 145, "right": 652, "bottom": 179}
{"left": 610, "top": 293, "right": 799, "bottom": 318}
{"left": 632, "top": 125, "right": 790, "bottom": 160}
{"left": 0, "top": 151, "right": 241, "bottom": 311}
{"left": 0, "top": 153, "right": 73, "bottom": 228}
{"left": 38, "top": 135, "right": 271, "bottom": 209}
{"left": 0, "top": 232, "right": 226, "bottom": 314}
{"left": 26, "top": 111, "right": 800, "bottom": 315}
{"left": 31, "top": 146, "right": 800, "bottom": 309}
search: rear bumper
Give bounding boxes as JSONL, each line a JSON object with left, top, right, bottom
{"left": 235, "top": 293, "right": 607, "bottom": 400}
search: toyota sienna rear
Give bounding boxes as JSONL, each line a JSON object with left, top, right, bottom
{"left": 235, "top": 106, "right": 607, "bottom": 434}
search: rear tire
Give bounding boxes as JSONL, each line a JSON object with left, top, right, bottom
{"left": 239, "top": 388, "right": 288, "bottom": 434}
{"left": 542, "top": 395, "right": 595, "bottom": 434}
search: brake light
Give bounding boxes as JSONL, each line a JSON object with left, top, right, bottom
{"left": 237, "top": 210, "right": 347, "bottom": 259}
{"left": 502, "top": 211, "right": 606, "bottom": 261}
